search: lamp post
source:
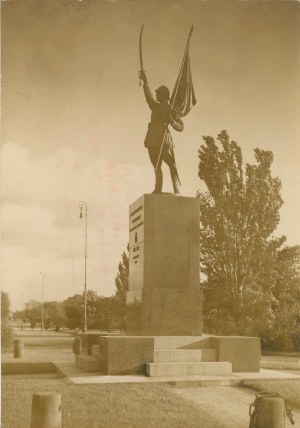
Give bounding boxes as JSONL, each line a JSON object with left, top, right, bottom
{"left": 39, "top": 272, "right": 45, "bottom": 331}
{"left": 79, "top": 201, "right": 88, "bottom": 333}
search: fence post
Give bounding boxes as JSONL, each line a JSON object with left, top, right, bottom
{"left": 31, "top": 393, "right": 61, "bottom": 428}
{"left": 73, "top": 337, "right": 81, "bottom": 355}
{"left": 249, "top": 391, "right": 295, "bottom": 428}
{"left": 13, "top": 339, "right": 24, "bottom": 358}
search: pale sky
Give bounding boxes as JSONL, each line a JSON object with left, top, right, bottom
{"left": 2, "top": 0, "right": 300, "bottom": 310}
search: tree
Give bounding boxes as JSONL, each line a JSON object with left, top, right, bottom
{"left": 266, "top": 245, "right": 300, "bottom": 350}
{"left": 1, "top": 291, "right": 13, "bottom": 346}
{"left": 198, "top": 130, "right": 285, "bottom": 335}
{"left": 24, "top": 300, "right": 42, "bottom": 329}
{"left": 63, "top": 291, "right": 101, "bottom": 330}
{"left": 63, "top": 294, "right": 83, "bottom": 329}
{"left": 86, "top": 290, "right": 98, "bottom": 322}
{"left": 13, "top": 300, "right": 43, "bottom": 329}
{"left": 43, "top": 301, "right": 67, "bottom": 331}
{"left": 115, "top": 246, "right": 129, "bottom": 300}
{"left": 113, "top": 246, "right": 129, "bottom": 330}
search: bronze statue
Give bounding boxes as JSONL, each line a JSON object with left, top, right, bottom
{"left": 139, "top": 26, "right": 196, "bottom": 195}
{"left": 139, "top": 71, "right": 183, "bottom": 194}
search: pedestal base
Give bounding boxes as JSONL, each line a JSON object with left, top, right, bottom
{"left": 126, "top": 194, "right": 202, "bottom": 336}
{"left": 126, "top": 288, "right": 202, "bottom": 335}
{"left": 86, "top": 335, "right": 261, "bottom": 375}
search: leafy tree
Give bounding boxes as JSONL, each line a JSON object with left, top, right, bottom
{"left": 63, "top": 291, "right": 102, "bottom": 330}
{"left": 115, "top": 246, "right": 129, "bottom": 300}
{"left": 198, "top": 130, "right": 285, "bottom": 335}
{"left": 265, "top": 245, "right": 300, "bottom": 350}
{"left": 13, "top": 309, "right": 28, "bottom": 323}
{"left": 1, "top": 291, "right": 13, "bottom": 346}
{"left": 63, "top": 294, "right": 83, "bottom": 329}
{"left": 13, "top": 300, "right": 41, "bottom": 329}
{"left": 86, "top": 290, "right": 98, "bottom": 322}
{"left": 113, "top": 246, "right": 129, "bottom": 330}
{"left": 43, "top": 301, "right": 67, "bottom": 331}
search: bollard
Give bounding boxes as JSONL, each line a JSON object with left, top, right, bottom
{"left": 73, "top": 337, "right": 81, "bottom": 355}
{"left": 31, "top": 393, "right": 61, "bottom": 428}
{"left": 14, "top": 339, "right": 24, "bottom": 358}
{"left": 249, "top": 391, "right": 295, "bottom": 428}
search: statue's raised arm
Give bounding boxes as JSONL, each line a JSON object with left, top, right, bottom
{"left": 138, "top": 26, "right": 196, "bottom": 195}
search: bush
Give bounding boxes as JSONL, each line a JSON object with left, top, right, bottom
{"left": 261, "top": 334, "right": 299, "bottom": 352}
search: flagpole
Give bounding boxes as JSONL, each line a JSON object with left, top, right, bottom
{"left": 155, "top": 26, "right": 194, "bottom": 174}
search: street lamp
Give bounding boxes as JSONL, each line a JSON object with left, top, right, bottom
{"left": 39, "top": 272, "right": 45, "bottom": 331}
{"left": 79, "top": 201, "right": 88, "bottom": 333}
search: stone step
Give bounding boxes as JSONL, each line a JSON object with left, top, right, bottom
{"left": 154, "top": 336, "right": 211, "bottom": 349}
{"left": 146, "top": 361, "right": 232, "bottom": 377}
{"left": 75, "top": 355, "right": 99, "bottom": 372}
{"left": 154, "top": 349, "right": 217, "bottom": 363}
{"left": 91, "top": 344, "right": 100, "bottom": 357}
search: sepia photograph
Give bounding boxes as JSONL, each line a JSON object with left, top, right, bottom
{"left": 2, "top": 0, "right": 300, "bottom": 427}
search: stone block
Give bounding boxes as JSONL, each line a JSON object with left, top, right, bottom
{"left": 153, "top": 336, "right": 208, "bottom": 349}
{"left": 99, "top": 336, "right": 154, "bottom": 375}
{"left": 146, "top": 361, "right": 232, "bottom": 377}
{"left": 79, "top": 334, "right": 88, "bottom": 353}
{"left": 91, "top": 344, "right": 100, "bottom": 357}
{"left": 126, "top": 193, "right": 202, "bottom": 336}
{"left": 211, "top": 336, "right": 261, "bottom": 372}
{"left": 75, "top": 355, "right": 99, "bottom": 372}
{"left": 127, "top": 288, "right": 202, "bottom": 336}
{"left": 79, "top": 333, "right": 103, "bottom": 355}
{"left": 154, "top": 349, "right": 217, "bottom": 363}
{"left": 86, "top": 333, "right": 102, "bottom": 355}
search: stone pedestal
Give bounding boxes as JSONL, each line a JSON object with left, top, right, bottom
{"left": 126, "top": 194, "right": 202, "bottom": 335}
{"left": 75, "top": 194, "right": 260, "bottom": 376}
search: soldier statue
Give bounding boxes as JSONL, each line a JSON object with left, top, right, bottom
{"left": 139, "top": 71, "right": 183, "bottom": 195}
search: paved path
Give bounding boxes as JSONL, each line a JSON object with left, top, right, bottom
{"left": 170, "top": 386, "right": 300, "bottom": 428}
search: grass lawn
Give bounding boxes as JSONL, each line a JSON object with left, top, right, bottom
{"left": 243, "top": 378, "right": 300, "bottom": 409}
{"left": 2, "top": 374, "right": 215, "bottom": 428}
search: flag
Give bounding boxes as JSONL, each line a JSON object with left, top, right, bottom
{"left": 170, "top": 48, "right": 196, "bottom": 117}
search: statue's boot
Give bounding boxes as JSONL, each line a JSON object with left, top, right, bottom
{"left": 152, "top": 168, "right": 163, "bottom": 194}
{"left": 171, "top": 168, "right": 181, "bottom": 195}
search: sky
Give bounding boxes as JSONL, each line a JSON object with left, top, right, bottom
{"left": 2, "top": 0, "right": 300, "bottom": 311}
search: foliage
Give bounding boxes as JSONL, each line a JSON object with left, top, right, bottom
{"left": 87, "top": 295, "right": 111, "bottom": 330}
{"left": 113, "top": 245, "right": 129, "bottom": 330}
{"left": 198, "top": 131, "right": 285, "bottom": 336}
{"left": 43, "top": 301, "right": 67, "bottom": 331}
{"left": 62, "top": 291, "right": 122, "bottom": 331}
{"left": 63, "top": 294, "right": 84, "bottom": 329}
{"left": 115, "top": 245, "right": 129, "bottom": 300}
{"left": 1, "top": 291, "right": 13, "bottom": 346}
{"left": 13, "top": 300, "right": 41, "bottom": 329}
{"left": 264, "top": 245, "right": 300, "bottom": 351}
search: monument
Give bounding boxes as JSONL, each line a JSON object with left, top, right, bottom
{"left": 75, "top": 26, "right": 260, "bottom": 376}
{"left": 126, "top": 194, "right": 202, "bottom": 336}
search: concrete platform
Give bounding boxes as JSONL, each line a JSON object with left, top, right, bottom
{"left": 146, "top": 361, "right": 232, "bottom": 377}
{"left": 53, "top": 361, "right": 300, "bottom": 386}
{"left": 154, "top": 349, "right": 217, "bottom": 363}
